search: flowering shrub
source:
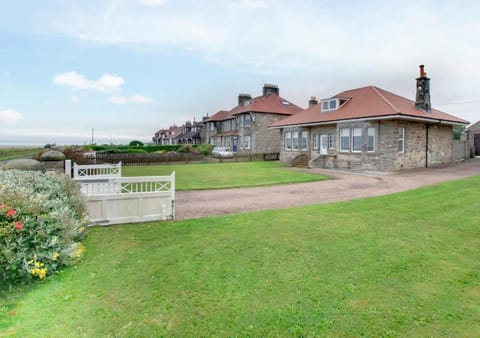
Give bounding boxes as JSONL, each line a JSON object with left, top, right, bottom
{"left": 0, "top": 169, "right": 88, "bottom": 288}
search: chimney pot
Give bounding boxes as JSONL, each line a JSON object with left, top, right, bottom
{"left": 419, "top": 64, "right": 426, "bottom": 78}
{"left": 308, "top": 96, "right": 318, "bottom": 108}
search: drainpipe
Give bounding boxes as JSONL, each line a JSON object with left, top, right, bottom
{"left": 425, "top": 124, "right": 430, "bottom": 167}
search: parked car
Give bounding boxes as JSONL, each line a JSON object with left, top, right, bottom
{"left": 211, "top": 147, "right": 234, "bottom": 158}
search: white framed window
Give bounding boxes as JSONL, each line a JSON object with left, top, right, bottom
{"left": 285, "top": 131, "right": 292, "bottom": 150}
{"left": 301, "top": 131, "right": 308, "bottom": 150}
{"left": 321, "top": 99, "right": 338, "bottom": 112}
{"left": 244, "top": 114, "right": 251, "bottom": 126}
{"left": 313, "top": 134, "right": 319, "bottom": 150}
{"left": 340, "top": 128, "right": 350, "bottom": 152}
{"left": 367, "top": 127, "right": 375, "bottom": 152}
{"left": 328, "top": 134, "right": 335, "bottom": 149}
{"left": 398, "top": 128, "right": 405, "bottom": 153}
{"left": 208, "top": 122, "right": 215, "bottom": 132}
{"left": 243, "top": 135, "right": 251, "bottom": 150}
{"left": 292, "top": 131, "right": 299, "bottom": 150}
{"left": 352, "top": 128, "right": 362, "bottom": 152}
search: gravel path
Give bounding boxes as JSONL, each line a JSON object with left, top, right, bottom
{"left": 175, "top": 159, "right": 480, "bottom": 220}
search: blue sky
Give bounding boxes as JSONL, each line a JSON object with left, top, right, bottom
{"left": 1, "top": 0, "right": 479, "bottom": 145}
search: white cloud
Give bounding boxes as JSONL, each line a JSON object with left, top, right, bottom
{"left": 72, "top": 95, "right": 80, "bottom": 103}
{"left": 138, "top": 0, "right": 168, "bottom": 7}
{"left": 109, "top": 95, "right": 127, "bottom": 104}
{"left": 0, "top": 109, "right": 24, "bottom": 125}
{"left": 129, "top": 93, "right": 154, "bottom": 103}
{"left": 109, "top": 94, "right": 154, "bottom": 104}
{"left": 53, "top": 71, "right": 124, "bottom": 92}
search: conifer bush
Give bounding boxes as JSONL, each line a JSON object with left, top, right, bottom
{"left": 0, "top": 169, "right": 88, "bottom": 289}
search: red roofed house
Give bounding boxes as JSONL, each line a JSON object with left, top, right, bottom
{"left": 204, "top": 84, "right": 303, "bottom": 154}
{"left": 271, "top": 66, "right": 469, "bottom": 171}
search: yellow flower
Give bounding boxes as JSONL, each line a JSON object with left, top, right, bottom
{"left": 75, "top": 243, "right": 85, "bottom": 258}
{"left": 52, "top": 252, "right": 60, "bottom": 261}
{"left": 38, "top": 268, "right": 47, "bottom": 280}
{"left": 79, "top": 226, "right": 85, "bottom": 233}
{"left": 28, "top": 259, "right": 34, "bottom": 265}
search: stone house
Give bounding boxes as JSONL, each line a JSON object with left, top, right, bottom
{"left": 204, "top": 84, "right": 302, "bottom": 154}
{"left": 270, "top": 66, "right": 469, "bottom": 171}
{"left": 174, "top": 120, "right": 205, "bottom": 145}
{"left": 152, "top": 126, "right": 182, "bottom": 145}
{"left": 466, "top": 120, "right": 480, "bottom": 157}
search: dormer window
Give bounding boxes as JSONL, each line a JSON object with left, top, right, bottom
{"left": 321, "top": 99, "right": 338, "bottom": 112}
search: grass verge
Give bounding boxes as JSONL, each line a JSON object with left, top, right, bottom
{"left": 0, "top": 147, "right": 42, "bottom": 161}
{"left": 1, "top": 176, "right": 479, "bottom": 336}
{"left": 123, "top": 161, "right": 327, "bottom": 190}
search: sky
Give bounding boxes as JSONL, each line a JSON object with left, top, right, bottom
{"left": 1, "top": 0, "right": 479, "bottom": 145}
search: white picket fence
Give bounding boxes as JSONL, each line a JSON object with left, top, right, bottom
{"left": 73, "top": 161, "right": 122, "bottom": 179}
{"left": 67, "top": 161, "right": 175, "bottom": 225}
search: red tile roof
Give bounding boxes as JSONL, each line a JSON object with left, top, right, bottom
{"left": 205, "top": 92, "right": 302, "bottom": 123}
{"left": 230, "top": 93, "right": 302, "bottom": 116}
{"left": 271, "top": 86, "right": 469, "bottom": 128}
{"left": 205, "top": 110, "right": 234, "bottom": 122}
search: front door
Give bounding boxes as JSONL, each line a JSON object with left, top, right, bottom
{"left": 474, "top": 134, "right": 480, "bottom": 156}
{"left": 232, "top": 137, "right": 238, "bottom": 152}
{"left": 320, "top": 135, "right": 328, "bottom": 155}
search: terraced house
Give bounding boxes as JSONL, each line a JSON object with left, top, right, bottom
{"left": 271, "top": 66, "right": 469, "bottom": 171}
{"left": 204, "top": 84, "right": 302, "bottom": 154}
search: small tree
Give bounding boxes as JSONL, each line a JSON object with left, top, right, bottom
{"left": 129, "top": 140, "right": 144, "bottom": 147}
{"left": 452, "top": 125, "right": 465, "bottom": 140}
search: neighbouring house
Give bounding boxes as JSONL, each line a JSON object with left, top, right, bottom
{"left": 174, "top": 119, "right": 205, "bottom": 145}
{"left": 152, "top": 125, "right": 182, "bottom": 145}
{"left": 465, "top": 120, "right": 480, "bottom": 157}
{"left": 204, "top": 84, "right": 303, "bottom": 154}
{"left": 270, "top": 65, "right": 469, "bottom": 171}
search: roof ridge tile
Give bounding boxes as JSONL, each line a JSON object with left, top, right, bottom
{"left": 371, "top": 86, "right": 399, "bottom": 113}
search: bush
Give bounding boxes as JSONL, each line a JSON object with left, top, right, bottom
{"left": 0, "top": 170, "right": 88, "bottom": 289}
{"left": 194, "top": 144, "right": 214, "bottom": 155}
{"left": 129, "top": 140, "right": 144, "bottom": 147}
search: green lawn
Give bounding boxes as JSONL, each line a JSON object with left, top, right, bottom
{"left": 122, "top": 161, "right": 328, "bottom": 190}
{"left": 0, "top": 147, "right": 41, "bottom": 161}
{"left": 1, "top": 177, "right": 480, "bottom": 337}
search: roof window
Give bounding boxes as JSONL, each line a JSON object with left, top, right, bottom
{"left": 282, "top": 101, "right": 291, "bottom": 106}
{"left": 320, "top": 98, "right": 349, "bottom": 112}
{"left": 321, "top": 99, "right": 338, "bottom": 112}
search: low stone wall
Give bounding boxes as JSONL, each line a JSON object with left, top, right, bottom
{"left": 452, "top": 140, "right": 468, "bottom": 161}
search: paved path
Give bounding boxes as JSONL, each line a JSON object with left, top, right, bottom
{"left": 176, "top": 159, "right": 480, "bottom": 220}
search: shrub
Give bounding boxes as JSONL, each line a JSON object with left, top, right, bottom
{"left": 129, "top": 140, "right": 144, "bottom": 147}
{"left": 178, "top": 144, "right": 193, "bottom": 153}
{"left": 0, "top": 170, "right": 88, "bottom": 289}
{"left": 194, "top": 144, "right": 214, "bottom": 155}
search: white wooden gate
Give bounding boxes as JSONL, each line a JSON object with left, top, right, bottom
{"left": 77, "top": 173, "right": 175, "bottom": 226}
{"left": 68, "top": 161, "right": 175, "bottom": 225}
{"left": 73, "top": 161, "right": 122, "bottom": 179}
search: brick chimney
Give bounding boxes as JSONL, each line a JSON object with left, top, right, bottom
{"left": 263, "top": 84, "right": 279, "bottom": 96}
{"left": 415, "top": 65, "right": 431, "bottom": 112}
{"left": 238, "top": 93, "right": 252, "bottom": 105}
{"left": 308, "top": 96, "right": 318, "bottom": 108}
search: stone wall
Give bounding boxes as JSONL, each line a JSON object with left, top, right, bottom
{"left": 426, "top": 124, "right": 453, "bottom": 166}
{"left": 238, "top": 113, "right": 286, "bottom": 154}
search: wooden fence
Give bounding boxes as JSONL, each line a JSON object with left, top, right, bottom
{"left": 94, "top": 152, "right": 280, "bottom": 165}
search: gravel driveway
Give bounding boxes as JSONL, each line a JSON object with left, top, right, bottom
{"left": 176, "top": 159, "right": 480, "bottom": 220}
